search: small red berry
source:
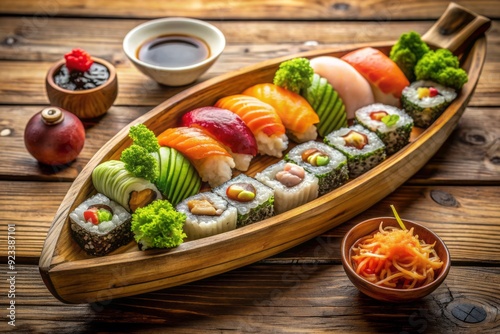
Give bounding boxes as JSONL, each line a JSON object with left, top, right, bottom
{"left": 64, "top": 48, "right": 94, "bottom": 72}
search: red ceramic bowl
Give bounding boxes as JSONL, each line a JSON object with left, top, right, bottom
{"left": 341, "top": 217, "right": 451, "bottom": 303}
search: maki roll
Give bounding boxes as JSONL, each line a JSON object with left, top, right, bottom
{"left": 255, "top": 161, "right": 318, "bottom": 214}
{"left": 401, "top": 80, "right": 457, "bottom": 128}
{"left": 285, "top": 141, "right": 348, "bottom": 196}
{"left": 69, "top": 193, "right": 133, "bottom": 256}
{"left": 213, "top": 174, "right": 275, "bottom": 227}
{"left": 92, "top": 160, "right": 162, "bottom": 212}
{"left": 355, "top": 103, "right": 413, "bottom": 155}
{"left": 176, "top": 192, "right": 237, "bottom": 240}
{"left": 324, "top": 124, "right": 386, "bottom": 178}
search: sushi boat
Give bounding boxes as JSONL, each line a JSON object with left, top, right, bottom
{"left": 39, "top": 3, "right": 490, "bottom": 304}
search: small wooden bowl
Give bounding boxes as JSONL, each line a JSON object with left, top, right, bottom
{"left": 45, "top": 57, "right": 118, "bottom": 119}
{"left": 341, "top": 217, "right": 450, "bottom": 303}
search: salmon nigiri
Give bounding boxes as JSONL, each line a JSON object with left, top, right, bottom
{"left": 215, "top": 94, "right": 288, "bottom": 158}
{"left": 243, "top": 83, "right": 319, "bottom": 143}
{"left": 158, "top": 127, "right": 235, "bottom": 187}
{"left": 341, "top": 47, "right": 410, "bottom": 107}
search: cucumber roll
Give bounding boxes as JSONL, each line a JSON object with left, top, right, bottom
{"left": 176, "top": 192, "right": 237, "bottom": 241}
{"left": 255, "top": 161, "right": 319, "bottom": 214}
{"left": 69, "top": 193, "right": 133, "bottom": 256}
{"left": 355, "top": 103, "right": 413, "bottom": 155}
{"left": 401, "top": 80, "right": 457, "bottom": 128}
{"left": 324, "top": 124, "right": 386, "bottom": 178}
{"left": 92, "top": 160, "right": 162, "bottom": 212}
{"left": 284, "top": 141, "right": 348, "bottom": 196}
{"left": 213, "top": 174, "right": 275, "bottom": 228}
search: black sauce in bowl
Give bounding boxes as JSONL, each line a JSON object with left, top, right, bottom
{"left": 54, "top": 63, "right": 110, "bottom": 91}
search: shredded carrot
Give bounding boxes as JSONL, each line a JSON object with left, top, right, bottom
{"left": 351, "top": 222, "right": 443, "bottom": 289}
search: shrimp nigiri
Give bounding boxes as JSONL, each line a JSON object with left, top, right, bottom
{"left": 243, "top": 83, "right": 319, "bottom": 143}
{"left": 341, "top": 47, "right": 410, "bottom": 107}
{"left": 157, "top": 127, "right": 235, "bottom": 187}
{"left": 215, "top": 94, "right": 288, "bottom": 158}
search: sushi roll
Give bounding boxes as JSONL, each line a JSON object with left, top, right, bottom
{"left": 401, "top": 80, "right": 457, "bottom": 128}
{"left": 176, "top": 192, "right": 237, "bottom": 240}
{"left": 243, "top": 83, "right": 319, "bottom": 143}
{"left": 355, "top": 103, "right": 413, "bottom": 155}
{"left": 215, "top": 94, "right": 289, "bottom": 158}
{"left": 255, "top": 161, "right": 319, "bottom": 214}
{"left": 69, "top": 193, "right": 133, "bottom": 256}
{"left": 92, "top": 160, "right": 162, "bottom": 212}
{"left": 181, "top": 106, "right": 258, "bottom": 172}
{"left": 324, "top": 124, "right": 386, "bottom": 178}
{"left": 213, "top": 174, "right": 275, "bottom": 227}
{"left": 285, "top": 141, "right": 348, "bottom": 196}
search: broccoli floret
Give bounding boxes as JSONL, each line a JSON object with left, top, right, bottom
{"left": 131, "top": 199, "right": 186, "bottom": 250}
{"left": 415, "top": 48, "right": 468, "bottom": 90}
{"left": 120, "top": 145, "right": 158, "bottom": 182}
{"left": 389, "top": 31, "right": 430, "bottom": 81}
{"left": 128, "top": 124, "right": 160, "bottom": 153}
{"left": 120, "top": 124, "right": 160, "bottom": 182}
{"left": 273, "top": 57, "right": 314, "bottom": 94}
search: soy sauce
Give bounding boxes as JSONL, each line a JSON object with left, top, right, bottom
{"left": 137, "top": 34, "right": 210, "bottom": 68}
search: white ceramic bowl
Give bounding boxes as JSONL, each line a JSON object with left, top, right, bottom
{"left": 123, "top": 17, "right": 225, "bottom": 86}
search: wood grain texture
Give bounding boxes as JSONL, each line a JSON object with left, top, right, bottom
{"left": 0, "top": 0, "right": 499, "bottom": 331}
{"left": 0, "top": 264, "right": 498, "bottom": 333}
{"left": 0, "top": 19, "right": 499, "bottom": 106}
{"left": 0, "top": 0, "right": 498, "bottom": 20}
{"left": 35, "top": 29, "right": 490, "bottom": 303}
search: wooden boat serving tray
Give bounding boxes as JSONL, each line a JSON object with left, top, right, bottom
{"left": 39, "top": 3, "right": 490, "bottom": 304}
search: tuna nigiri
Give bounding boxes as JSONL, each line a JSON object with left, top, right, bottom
{"left": 310, "top": 56, "right": 375, "bottom": 120}
{"left": 157, "top": 127, "right": 235, "bottom": 187}
{"left": 243, "top": 83, "right": 319, "bottom": 143}
{"left": 181, "top": 106, "right": 258, "bottom": 172}
{"left": 215, "top": 94, "right": 289, "bottom": 158}
{"left": 341, "top": 47, "right": 410, "bottom": 107}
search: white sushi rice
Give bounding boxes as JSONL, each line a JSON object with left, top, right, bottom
{"left": 197, "top": 156, "right": 235, "bottom": 188}
{"left": 402, "top": 80, "right": 457, "bottom": 109}
{"left": 213, "top": 174, "right": 274, "bottom": 221}
{"left": 355, "top": 103, "right": 413, "bottom": 134}
{"left": 231, "top": 152, "right": 253, "bottom": 172}
{"left": 255, "top": 132, "right": 289, "bottom": 158}
{"left": 325, "top": 124, "right": 385, "bottom": 156}
{"left": 255, "top": 160, "right": 319, "bottom": 214}
{"left": 176, "top": 192, "right": 237, "bottom": 241}
{"left": 69, "top": 193, "right": 131, "bottom": 235}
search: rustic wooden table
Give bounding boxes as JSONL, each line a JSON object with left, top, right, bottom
{"left": 1, "top": 1, "right": 499, "bottom": 333}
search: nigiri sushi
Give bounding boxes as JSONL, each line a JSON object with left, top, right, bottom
{"left": 341, "top": 47, "right": 410, "bottom": 107}
{"left": 310, "top": 56, "right": 375, "bottom": 120}
{"left": 157, "top": 127, "right": 235, "bottom": 187}
{"left": 215, "top": 94, "right": 288, "bottom": 158}
{"left": 243, "top": 83, "right": 319, "bottom": 143}
{"left": 181, "top": 106, "right": 258, "bottom": 172}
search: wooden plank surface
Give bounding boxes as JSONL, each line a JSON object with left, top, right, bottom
{"left": 1, "top": 0, "right": 498, "bottom": 20}
{"left": 0, "top": 0, "right": 499, "bottom": 332}
{"left": 0, "top": 264, "right": 498, "bottom": 333}
{"left": 0, "top": 19, "right": 499, "bottom": 106}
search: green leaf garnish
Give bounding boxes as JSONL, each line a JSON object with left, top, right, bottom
{"left": 390, "top": 204, "right": 407, "bottom": 230}
{"left": 381, "top": 114, "right": 400, "bottom": 127}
